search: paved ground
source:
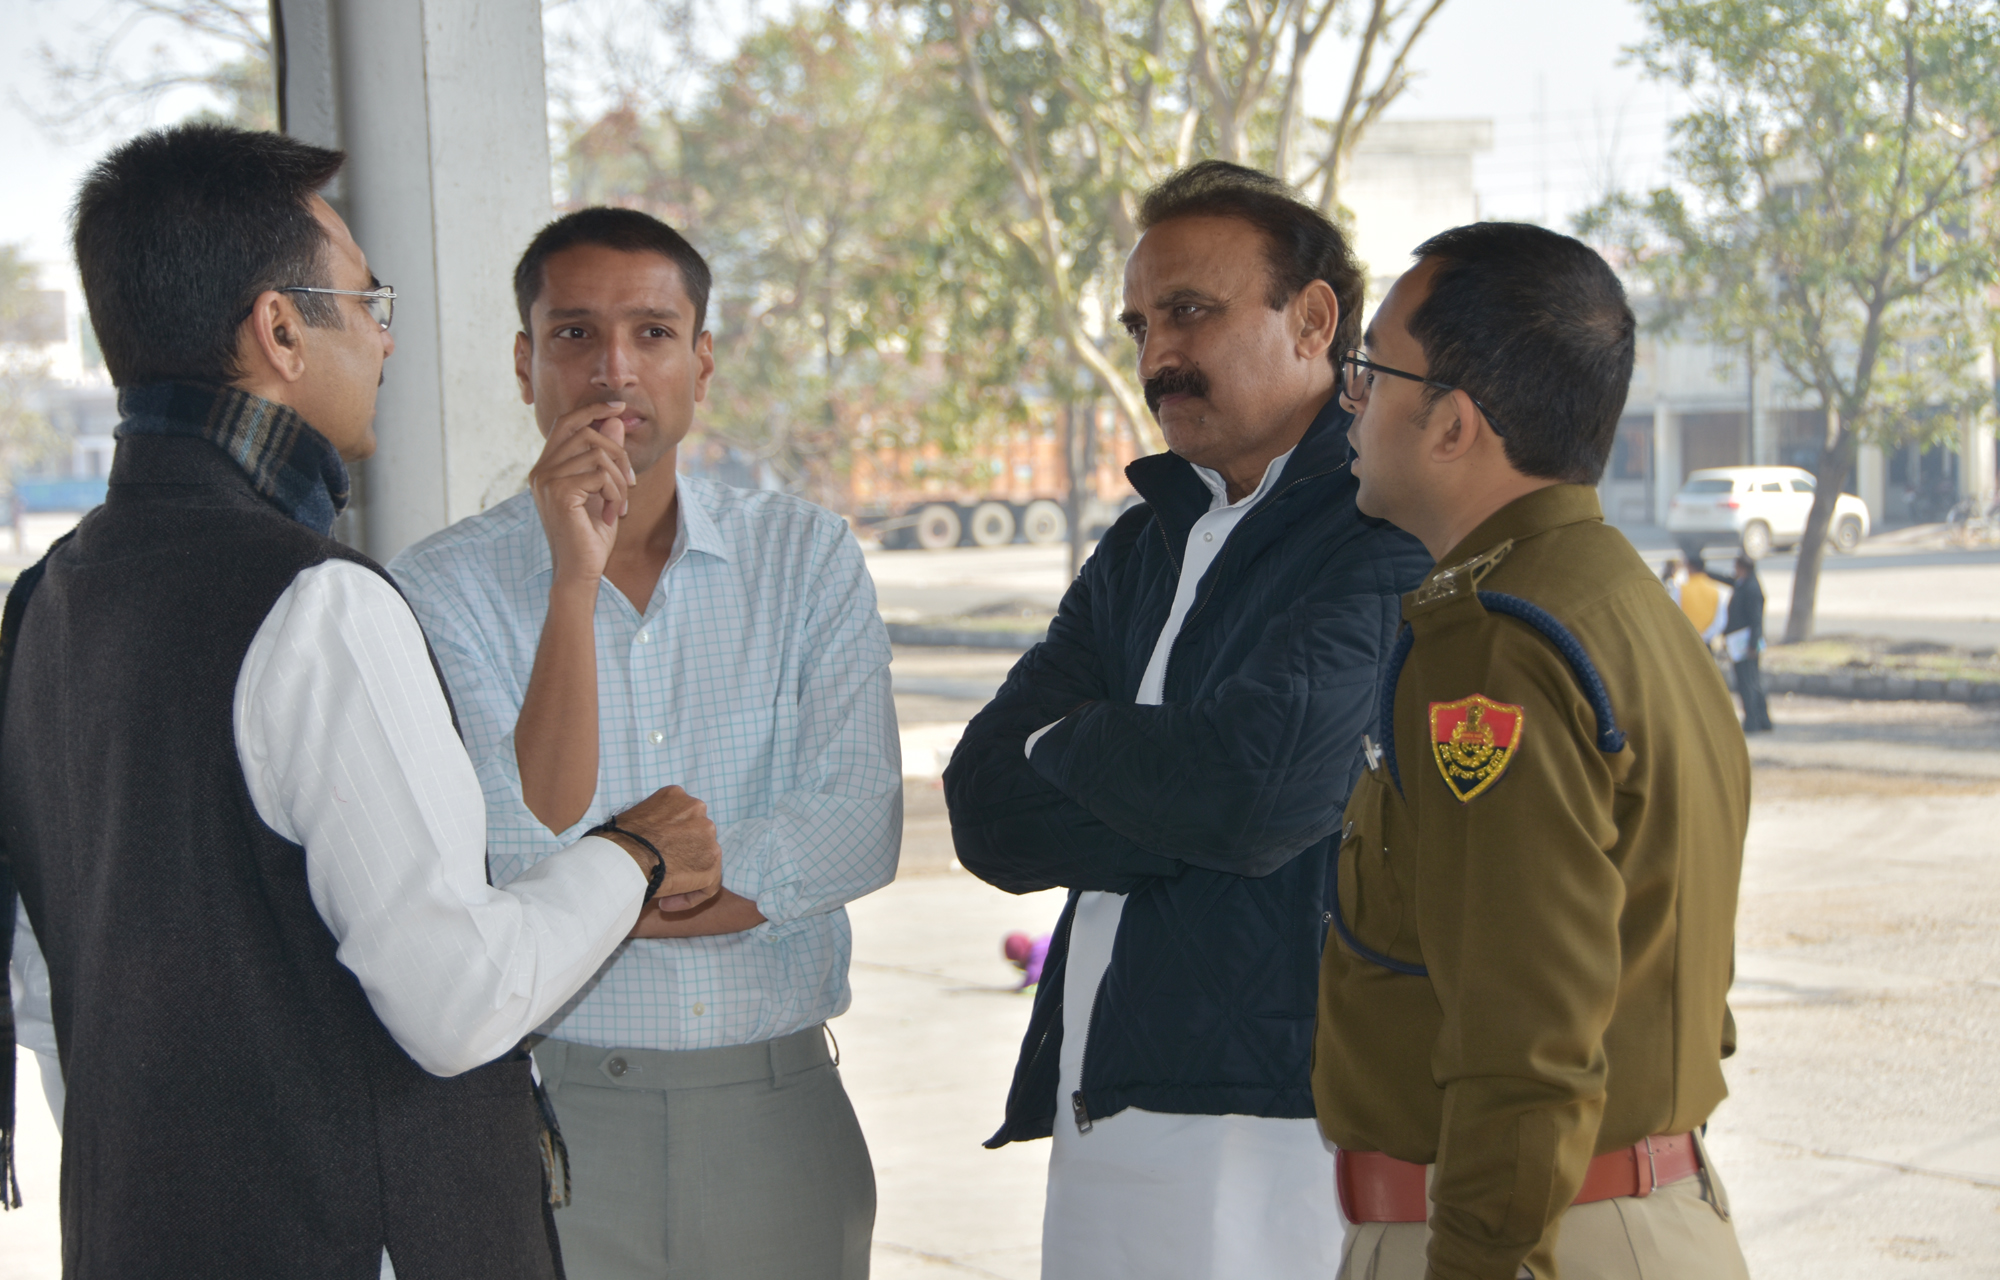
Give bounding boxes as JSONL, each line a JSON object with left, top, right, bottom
{"left": 7, "top": 539, "right": 2000, "bottom": 1277}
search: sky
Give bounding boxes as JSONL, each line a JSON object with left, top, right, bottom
{"left": 0, "top": 0, "right": 1689, "bottom": 326}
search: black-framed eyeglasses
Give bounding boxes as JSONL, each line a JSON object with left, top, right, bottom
{"left": 1339, "top": 348, "right": 1505, "bottom": 437}
{"left": 279, "top": 284, "right": 396, "bottom": 331}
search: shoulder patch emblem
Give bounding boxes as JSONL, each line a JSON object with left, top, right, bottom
{"left": 1428, "top": 694, "right": 1525, "bottom": 802}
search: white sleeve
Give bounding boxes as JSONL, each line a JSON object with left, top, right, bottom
{"left": 234, "top": 560, "right": 647, "bottom": 1077}
{"left": 10, "top": 899, "right": 63, "bottom": 1123}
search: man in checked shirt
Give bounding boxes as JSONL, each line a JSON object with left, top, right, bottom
{"left": 391, "top": 207, "right": 901, "bottom": 1280}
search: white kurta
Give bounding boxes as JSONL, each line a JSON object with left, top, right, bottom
{"left": 1036, "top": 447, "right": 1346, "bottom": 1279}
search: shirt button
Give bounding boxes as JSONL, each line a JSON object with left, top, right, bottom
{"left": 606, "top": 1056, "right": 628, "bottom": 1078}
{"left": 1203, "top": 531, "right": 1214, "bottom": 542}
{"left": 636, "top": 629, "right": 651, "bottom": 643}
{"left": 692, "top": 1003, "right": 705, "bottom": 1016}
{"left": 648, "top": 730, "right": 664, "bottom": 745}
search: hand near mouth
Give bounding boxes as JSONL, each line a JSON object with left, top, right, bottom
{"left": 530, "top": 399, "right": 640, "bottom": 586}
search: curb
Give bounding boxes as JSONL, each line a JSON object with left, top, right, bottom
{"left": 1750, "top": 668, "right": 2000, "bottom": 704}
{"left": 886, "top": 623, "right": 1045, "bottom": 651}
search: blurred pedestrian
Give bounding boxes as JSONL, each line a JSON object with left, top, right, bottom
{"left": 1726, "top": 555, "right": 1774, "bottom": 733}
{"left": 1315, "top": 221, "right": 1750, "bottom": 1279}
{"left": 1679, "top": 555, "right": 1728, "bottom": 644}
{"left": 2, "top": 124, "right": 715, "bottom": 1279}
{"left": 946, "top": 161, "right": 1430, "bottom": 1279}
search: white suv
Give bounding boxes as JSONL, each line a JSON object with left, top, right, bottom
{"left": 1665, "top": 465, "right": 1871, "bottom": 559}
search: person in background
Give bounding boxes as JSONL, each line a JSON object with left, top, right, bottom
{"left": 1725, "top": 554, "right": 1774, "bottom": 733}
{"left": 1313, "top": 221, "right": 1750, "bottom": 1279}
{"left": 945, "top": 160, "right": 1430, "bottom": 1279}
{"left": 2, "top": 123, "right": 717, "bottom": 1280}
{"left": 390, "top": 207, "right": 899, "bottom": 1280}
{"left": 1679, "top": 554, "right": 1730, "bottom": 646}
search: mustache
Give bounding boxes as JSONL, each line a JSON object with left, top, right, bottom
{"left": 1144, "top": 366, "right": 1209, "bottom": 415}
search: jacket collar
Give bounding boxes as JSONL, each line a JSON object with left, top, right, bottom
{"left": 113, "top": 381, "right": 349, "bottom": 536}
{"left": 1433, "top": 483, "right": 1603, "bottom": 571}
{"left": 1124, "top": 395, "right": 1354, "bottom": 563}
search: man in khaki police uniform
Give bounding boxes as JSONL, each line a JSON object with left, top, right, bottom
{"left": 1312, "top": 221, "right": 1752, "bottom": 1280}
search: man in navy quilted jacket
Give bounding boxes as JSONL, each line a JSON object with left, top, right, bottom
{"left": 944, "top": 160, "right": 1431, "bottom": 1279}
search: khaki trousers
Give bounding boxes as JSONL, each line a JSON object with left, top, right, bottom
{"left": 532, "top": 1027, "right": 876, "bottom": 1280}
{"left": 1336, "top": 1135, "right": 1749, "bottom": 1280}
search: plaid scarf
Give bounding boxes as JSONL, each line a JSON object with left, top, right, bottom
{"left": 115, "top": 382, "right": 351, "bottom": 536}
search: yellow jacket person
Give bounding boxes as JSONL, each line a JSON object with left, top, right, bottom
{"left": 1313, "top": 222, "right": 1751, "bottom": 1280}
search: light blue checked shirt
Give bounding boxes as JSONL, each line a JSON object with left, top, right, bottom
{"left": 388, "top": 474, "right": 901, "bottom": 1052}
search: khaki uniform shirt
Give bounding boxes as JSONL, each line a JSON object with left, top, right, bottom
{"left": 1312, "top": 485, "right": 1748, "bottom": 1280}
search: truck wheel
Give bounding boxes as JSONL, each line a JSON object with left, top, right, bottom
{"left": 914, "top": 504, "right": 962, "bottom": 551}
{"left": 1739, "top": 520, "right": 1772, "bottom": 560}
{"left": 1022, "top": 500, "right": 1067, "bottom": 545}
{"left": 969, "top": 502, "right": 1016, "bottom": 547}
{"left": 1832, "top": 515, "right": 1864, "bottom": 555}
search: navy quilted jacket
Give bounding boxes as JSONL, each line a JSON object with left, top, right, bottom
{"left": 944, "top": 400, "right": 1431, "bottom": 1145}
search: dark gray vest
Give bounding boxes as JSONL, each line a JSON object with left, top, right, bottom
{"left": 1, "top": 436, "right": 560, "bottom": 1279}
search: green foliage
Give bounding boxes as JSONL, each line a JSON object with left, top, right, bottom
{"left": 0, "top": 247, "right": 74, "bottom": 491}
{"left": 1576, "top": 0, "right": 2000, "bottom": 639}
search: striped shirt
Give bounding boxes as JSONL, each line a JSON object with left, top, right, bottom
{"left": 389, "top": 474, "right": 901, "bottom": 1051}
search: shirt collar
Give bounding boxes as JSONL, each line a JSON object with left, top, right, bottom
{"left": 1436, "top": 483, "right": 1605, "bottom": 568}
{"left": 1189, "top": 444, "right": 1298, "bottom": 515}
{"left": 524, "top": 472, "right": 733, "bottom": 584}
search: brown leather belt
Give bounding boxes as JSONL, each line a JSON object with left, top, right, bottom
{"left": 1336, "top": 1133, "right": 1700, "bottom": 1224}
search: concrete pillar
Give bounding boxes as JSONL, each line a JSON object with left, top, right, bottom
{"left": 1855, "top": 441, "right": 1886, "bottom": 521}
{"left": 276, "top": 0, "right": 553, "bottom": 560}
{"left": 1964, "top": 411, "right": 1997, "bottom": 509}
{"left": 1651, "top": 400, "right": 1678, "bottom": 523}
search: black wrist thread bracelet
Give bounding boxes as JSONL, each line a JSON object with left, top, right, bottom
{"left": 587, "top": 814, "right": 667, "bottom": 899}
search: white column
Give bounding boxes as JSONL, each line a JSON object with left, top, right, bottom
{"left": 278, "top": 0, "right": 553, "bottom": 560}
{"left": 1651, "top": 401, "right": 1678, "bottom": 523}
{"left": 1964, "top": 411, "right": 1997, "bottom": 508}
{"left": 1855, "top": 441, "right": 1886, "bottom": 521}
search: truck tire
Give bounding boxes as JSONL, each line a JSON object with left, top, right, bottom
{"left": 1832, "top": 515, "right": 1864, "bottom": 555}
{"left": 969, "top": 502, "right": 1016, "bottom": 547}
{"left": 1022, "top": 499, "right": 1067, "bottom": 545}
{"left": 914, "top": 504, "right": 962, "bottom": 550}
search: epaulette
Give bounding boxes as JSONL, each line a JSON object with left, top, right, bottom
{"left": 1368, "top": 537, "right": 1627, "bottom": 793}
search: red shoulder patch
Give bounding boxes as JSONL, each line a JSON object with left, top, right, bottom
{"left": 1428, "top": 694, "right": 1525, "bottom": 802}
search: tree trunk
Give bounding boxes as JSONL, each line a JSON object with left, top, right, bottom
{"left": 1783, "top": 407, "right": 1852, "bottom": 644}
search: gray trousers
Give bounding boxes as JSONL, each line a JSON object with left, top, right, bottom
{"left": 532, "top": 1027, "right": 875, "bottom": 1280}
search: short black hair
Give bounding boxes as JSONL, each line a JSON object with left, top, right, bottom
{"left": 1136, "top": 160, "right": 1364, "bottom": 364}
{"left": 72, "top": 123, "right": 345, "bottom": 387}
{"left": 1405, "top": 222, "right": 1636, "bottom": 484}
{"left": 513, "top": 207, "right": 712, "bottom": 341}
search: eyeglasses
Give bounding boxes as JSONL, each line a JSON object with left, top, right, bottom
{"left": 1339, "top": 348, "right": 1505, "bottom": 437}
{"left": 279, "top": 284, "right": 396, "bottom": 330}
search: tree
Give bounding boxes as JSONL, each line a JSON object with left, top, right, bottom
{"left": 26, "top": 1, "right": 273, "bottom": 138}
{"left": 1580, "top": 0, "right": 2000, "bottom": 642}
{"left": 0, "top": 247, "right": 74, "bottom": 505}
{"left": 932, "top": 0, "right": 1449, "bottom": 451}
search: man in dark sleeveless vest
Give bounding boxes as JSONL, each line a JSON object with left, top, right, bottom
{"left": 0, "top": 124, "right": 725, "bottom": 1279}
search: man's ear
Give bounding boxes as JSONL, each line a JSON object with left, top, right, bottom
{"left": 1292, "top": 280, "right": 1339, "bottom": 363}
{"left": 1427, "top": 389, "right": 1486, "bottom": 465}
{"left": 240, "top": 290, "right": 310, "bottom": 385}
{"left": 514, "top": 332, "right": 534, "bottom": 406}
{"left": 691, "top": 330, "right": 716, "bottom": 405}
